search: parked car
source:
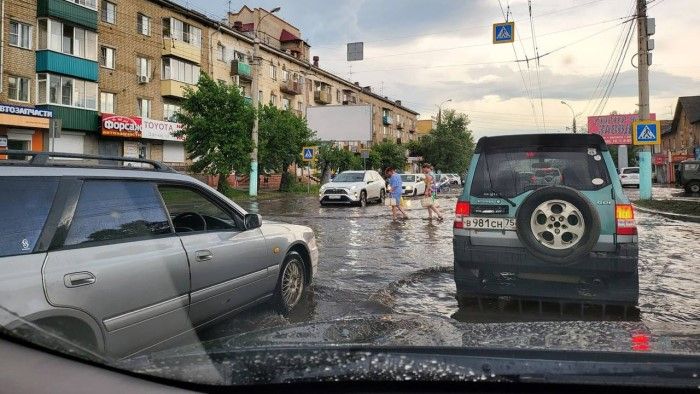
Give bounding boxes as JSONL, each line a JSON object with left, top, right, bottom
{"left": 678, "top": 160, "right": 700, "bottom": 193}
{"left": 453, "top": 134, "right": 638, "bottom": 307}
{"left": 619, "top": 166, "right": 640, "bottom": 188}
{"left": 400, "top": 173, "right": 426, "bottom": 196}
{"left": 319, "top": 170, "right": 385, "bottom": 206}
{"left": 0, "top": 151, "right": 319, "bottom": 358}
{"left": 532, "top": 166, "right": 563, "bottom": 186}
{"left": 433, "top": 174, "right": 453, "bottom": 192}
{"left": 443, "top": 174, "right": 461, "bottom": 186}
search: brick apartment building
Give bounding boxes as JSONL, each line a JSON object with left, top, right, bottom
{"left": 0, "top": 0, "right": 418, "bottom": 165}
{"left": 656, "top": 96, "right": 700, "bottom": 183}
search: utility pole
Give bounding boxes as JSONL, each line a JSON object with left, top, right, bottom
{"left": 637, "top": 0, "right": 653, "bottom": 200}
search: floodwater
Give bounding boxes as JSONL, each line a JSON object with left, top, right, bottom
{"left": 195, "top": 189, "right": 700, "bottom": 353}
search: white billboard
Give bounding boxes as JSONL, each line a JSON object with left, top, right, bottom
{"left": 306, "top": 105, "right": 373, "bottom": 142}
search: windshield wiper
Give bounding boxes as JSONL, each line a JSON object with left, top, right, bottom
{"left": 481, "top": 152, "right": 516, "bottom": 207}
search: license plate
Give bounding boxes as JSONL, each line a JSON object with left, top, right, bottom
{"left": 329, "top": 195, "right": 341, "bottom": 200}
{"left": 464, "top": 217, "right": 516, "bottom": 230}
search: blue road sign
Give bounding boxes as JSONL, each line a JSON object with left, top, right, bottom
{"left": 493, "top": 22, "right": 515, "bottom": 44}
{"left": 302, "top": 146, "right": 316, "bottom": 161}
{"left": 632, "top": 120, "right": 661, "bottom": 145}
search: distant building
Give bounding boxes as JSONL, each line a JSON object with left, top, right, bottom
{"left": 416, "top": 119, "right": 436, "bottom": 137}
{"left": 657, "top": 96, "right": 700, "bottom": 183}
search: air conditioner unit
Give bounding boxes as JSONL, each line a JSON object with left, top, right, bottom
{"left": 138, "top": 75, "right": 149, "bottom": 84}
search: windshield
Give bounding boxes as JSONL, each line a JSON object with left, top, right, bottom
{"left": 1, "top": 0, "right": 698, "bottom": 389}
{"left": 333, "top": 172, "right": 365, "bottom": 182}
{"left": 471, "top": 148, "right": 611, "bottom": 198}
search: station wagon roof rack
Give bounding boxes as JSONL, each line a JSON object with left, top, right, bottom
{"left": 0, "top": 150, "right": 177, "bottom": 173}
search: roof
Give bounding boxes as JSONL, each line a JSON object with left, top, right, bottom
{"left": 474, "top": 133, "right": 608, "bottom": 154}
{"left": 670, "top": 96, "right": 700, "bottom": 134}
{"left": 280, "top": 29, "right": 301, "bottom": 42}
{"left": 660, "top": 119, "right": 673, "bottom": 135}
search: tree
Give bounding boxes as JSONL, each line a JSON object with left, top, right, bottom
{"left": 369, "top": 141, "right": 407, "bottom": 173}
{"left": 421, "top": 109, "right": 475, "bottom": 173}
{"left": 258, "top": 105, "right": 315, "bottom": 191}
{"left": 175, "top": 74, "right": 254, "bottom": 194}
{"left": 404, "top": 139, "right": 423, "bottom": 157}
{"left": 317, "top": 143, "right": 362, "bottom": 183}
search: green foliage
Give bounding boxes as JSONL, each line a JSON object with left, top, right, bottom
{"left": 404, "top": 139, "right": 423, "bottom": 157}
{"left": 317, "top": 143, "right": 363, "bottom": 182}
{"left": 369, "top": 141, "right": 407, "bottom": 173}
{"left": 175, "top": 74, "right": 254, "bottom": 193}
{"left": 420, "top": 109, "right": 475, "bottom": 173}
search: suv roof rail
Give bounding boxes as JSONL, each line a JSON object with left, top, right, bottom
{"left": 0, "top": 150, "right": 177, "bottom": 173}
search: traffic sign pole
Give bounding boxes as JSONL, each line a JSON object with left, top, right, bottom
{"left": 637, "top": 0, "right": 652, "bottom": 200}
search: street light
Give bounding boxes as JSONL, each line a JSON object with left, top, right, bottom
{"left": 560, "top": 100, "right": 577, "bottom": 134}
{"left": 437, "top": 98, "right": 452, "bottom": 125}
{"left": 250, "top": 7, "right": 281, "bottom": 197}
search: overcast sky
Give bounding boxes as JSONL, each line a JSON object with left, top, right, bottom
{"left": 180, "top": 0, "right": 700, "bottom": 139}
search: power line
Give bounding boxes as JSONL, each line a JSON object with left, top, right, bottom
{"left": 593, "top": 10, "right": 636, "bottom": 115}
{"left": 528, "top": 0, "right": 547, "bottom": 133}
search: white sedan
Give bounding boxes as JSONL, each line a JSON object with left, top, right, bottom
{"left": 401, "top": 174, "right": 426, "bottom": 196}
{"left": 619, "top": 167, "right": 640, "bottom": 187}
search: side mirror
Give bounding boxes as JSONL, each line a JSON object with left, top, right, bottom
{"left": 244, "top": 213, "right": 262, "bottom": 230}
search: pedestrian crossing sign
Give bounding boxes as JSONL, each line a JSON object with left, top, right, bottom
{"left": 302, "top": 146, "right": 317, "bottom": 161}
{"left": 493, "top": 22, "right": 515, "bottom": 44}
{"left": 632, "top": 120, "right": 661, "bottom": 145}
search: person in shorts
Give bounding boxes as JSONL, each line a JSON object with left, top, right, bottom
{"left": 422, "top": 164, "right": 444, "bottom": 221}
{"left": 386, "top": 167, "right": 409, "bottom": 220}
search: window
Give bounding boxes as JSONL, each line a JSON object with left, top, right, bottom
{"left": 217, "top": 43, "right": 225, "bottom": 61}
{"left": 101, "top": 1, "right": 116, "bottom": 24}
{"left": 38, "top": 19, "right": 97, "bottom": 61}
{"left": 137, "top": 56, "right": 151, "bottom": 78}
{"left": 164, "top": 103, "right": 180, "bottom": 121}
{"left": 336, "top": 89, "right": 341, "bottom": 103}
{"left": 161, "top": 57, "right": 199, "bottom": 84}
{"left": 99, "top": 46, "right": 115, "bottom": 68}
{"left": 258, "top": 90, "right": 263, "bottom": 102}
{"left": 282, "top": 97, "right": 290, "bottom": 110}
{"left": 9, "top": 20, "right": 32, "bottom": 49}
{"left": 159, "top": 186, "right": 238, "bottom": 232}
{"left": 66, "top": 0, "right": 97, "bottom": 10}
{"left": 282, "top": 69, "right": 289, "bottom": 82}
{"left": 64, "top": 181, "right": 171, "bottom": 246}
{"left": 100, "top": 92, "right": 115, "bottom": 113}
{"left": 7, "top": 76, "right": 30, "bottom": 102}
{"left": 269, "top": 64, "right": 277, "bottom": 80}
{"left": 40, "top": 74, "right": 98, "bottom": 109}
{"left": 162, "top": 17, "right": 201, "bottom": 47}
{"left": 0, "top": 178, "right": 59, "bottom": 257}
{"left": 298, "top": 101, "right": 303, "bottom": 112}
{"left": 137, "top": 98, "right": 151, "bottom": 118}
{"left": 270, "top": 93, "right": 277, "bottom": 106}
{"left": 137, "top": 13, "right": 151, "bottom": 36}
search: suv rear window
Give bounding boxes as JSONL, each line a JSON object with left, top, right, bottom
{"left": 470, "top": 147, "right": 611, "bottom": 198}
{"left": 0, "top": 177, "right": 59, "bottom": 257}
{"left": 64, "top": 180, "right": 171, "bottom": 246}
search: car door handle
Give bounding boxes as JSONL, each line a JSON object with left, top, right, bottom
{"left": 64, "top": 272, "right": 96, "bottom": 288}
{"left": 195, "top": 250, "right": 213, "bottom": 262}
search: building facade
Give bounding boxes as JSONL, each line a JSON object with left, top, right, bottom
{"left": 657, "top": 96, "right": 700, "bottom": 183}
{"left": 0, "top": 1, "right": 418, "bottom": 164}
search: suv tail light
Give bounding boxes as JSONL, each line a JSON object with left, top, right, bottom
{"left": 616, "top": 204, "right": 637, "bottom": 235}
{"left": 454, "top": 201, "right": 471, "bottom": 229}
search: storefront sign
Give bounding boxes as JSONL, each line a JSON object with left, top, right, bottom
{"left": 653, "top": 153, "right": 666, "bottom": 165}
{"left": 671, "top": 153, "right": 693, "bottom": 162}
{"left": 0, "top": 135, "right": 7, "bottom": 147}
{"left": 101, "top": 115, "right": 142, "bottom": 138}
{"left": 141, "top": 119, "right": 184, "bottom": 141}
{"left": 587, "top": 113, "right": 656, "bottom": 145}
{"left": 0, "top": 104, "right": 52, "bottom": 118}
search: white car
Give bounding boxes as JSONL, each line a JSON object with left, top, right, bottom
{"left": 619, "top": 167, "right": 640, "bottom": 187}
{"left": 319, "top": 170, "right": 386, "bottom": 206}
{"left": 401, "top": 174, "right": 426, "bottom": 196}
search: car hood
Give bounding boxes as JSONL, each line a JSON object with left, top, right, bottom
{"left": 120, "top": 314, "right": 700, "bottom": 386}
{"left": 321, "top": 182, "right": 365, "bottom": 189}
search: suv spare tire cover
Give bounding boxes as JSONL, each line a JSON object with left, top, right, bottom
{"left": 515, "top": 186, "right": 601, "bottom": 264}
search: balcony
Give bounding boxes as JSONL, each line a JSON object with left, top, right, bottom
{"left": 342, "top": 96, "right": 357, "bottom": 105}
{"left": 281, "top": 80, "right": 302, "bottom": 95}
{"left": 38, "top": 0, "right": 97, "bottom": 30}
{"left": 162, "top": 38, "right": 201, "bottom": 65}
{"left": 161, "top": 80, "right": 195, "bottom": 98}
{"left": 36, "top": 51, "right": 98, "bottom": 81}
{"left": 396, "top": 121, "right": 404, "bottom": 130}
{"left": 409, "top": 125, "right": 416, "bottom": 133}
{"left": 382, "top": 115, "right": 393, "bottom": 125}
{"left": 244, "top": 96, "right": 253, "bottom": 105}
{"left": 230, "top": 60, "right": 252, "bottom": 80}
{"left": 291, "top": 109, "right": 304, "bottom": 118}
{"left": 37, "top": 105, "right": 98, "bottom": 132}
{"left": 314, "top": 90, "right": 331, "bottom": 105}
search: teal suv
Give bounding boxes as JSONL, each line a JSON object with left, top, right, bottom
{"left": 453, "top": 134, "right": 639, "bottom": 306}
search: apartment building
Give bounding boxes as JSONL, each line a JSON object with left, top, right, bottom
{"left": 0, "top": 1, "right": 418, "bottom": 163}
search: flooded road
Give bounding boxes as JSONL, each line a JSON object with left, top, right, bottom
{"left": 196, "top": 191, "right": 700, "bottom": 352}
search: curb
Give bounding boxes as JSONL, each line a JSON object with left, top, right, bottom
{"left": 632, "top": 204, "right": 700, "bottom": 223}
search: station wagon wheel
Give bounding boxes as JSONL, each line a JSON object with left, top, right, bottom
{"left": 689, "top": 181, "right": 700, "bottom": 194}
{"left": 530, "top": 199, "right": 585, "bottom": 250}
{"left": 274, "top": 251, "right": 306, "bottom": 315}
